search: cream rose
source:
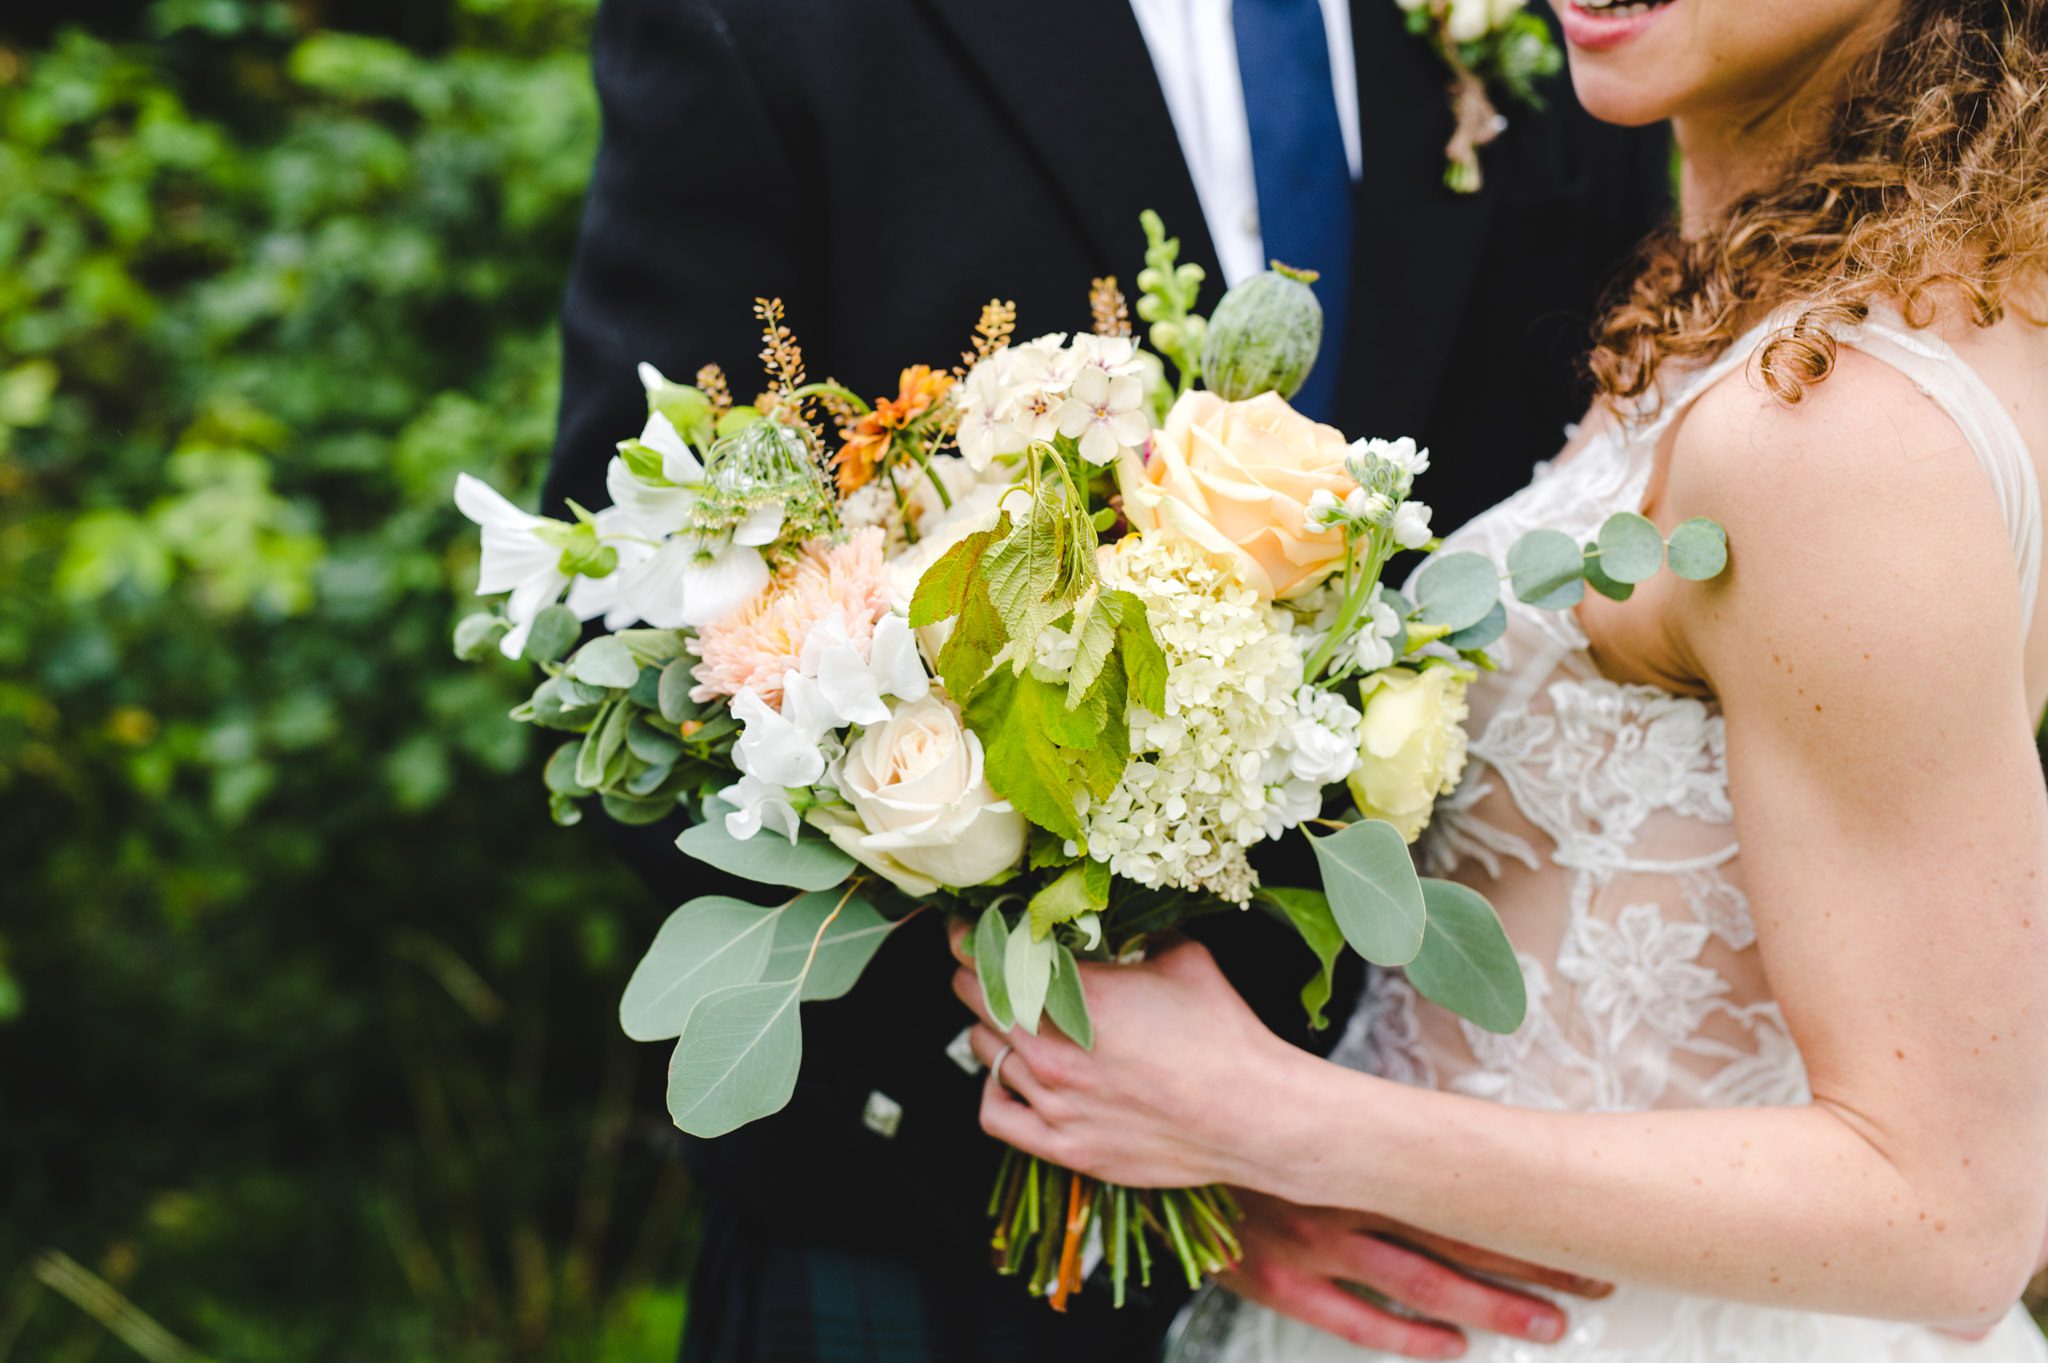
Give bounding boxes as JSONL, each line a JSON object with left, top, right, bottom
{"left": 1118, "top": 390, "right": 1356, "bottom": 600}
{"left": 811, "top": 695, "right": 1026, "bottom": 894}
{"left": 1347, "top": 665, "right": 1473, "bottom": 844}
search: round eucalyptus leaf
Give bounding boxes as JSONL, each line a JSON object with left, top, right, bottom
{"left": 1667, "top": 517, "right": 1730, "bottom": 581}
{"left": 1413, "top": 552, "right": 1501, "bottom": 633}
{"left": 603, "top": 791, "right": 677, "bottom": 825}
{"left": 1597, "top": 512, "right": 1665, "bottom": 584}
{"left": 453, "top": 612, "right": 508, "bottom": 661}
{"left": 1507, "top": 530, "right": 1586, "bottom": 610}
{"left": 658, "top": 660, "right": 701, "bottom": 725}
{"left": 1407, "top": 879, "right": 1527, "bottom": 1035}
{"left": 1444, "top": 600, "right": 1507, "bottom": 652}
{"left": 543, "top": 741, "right": 586, "bottom": 796}
{"left": 1307, "top": 820, "right": 1427, "bottom": 967}
{"left": 569, "top": 635, "right": 641, "bottom": 689}
{"left": 628, "top": 664, "right": 663, "bottom": 710}
{"left": 1583, "top": 547, "right": 1634, "bottom": 602}
{"left": 522, "top": 604, "right": 580, "bottom": 664}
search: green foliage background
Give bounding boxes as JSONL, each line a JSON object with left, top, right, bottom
{"left": 0, "top": 1, "right": 693, "bottom": 1357}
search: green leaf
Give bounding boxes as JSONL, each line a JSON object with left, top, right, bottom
{"left": 1597, "top": 511, "right": 1665, "bottom": 584}
{"left": 1444, "top": 600, "right": 1507, "bottom": 652}
{"left": 975, "top": 910, "right": 1016, "bottom": 1030}
{"left": 628, "top": 663, "right": 664, "bottom": 710}
{"left": 543, "top": 741, "right": 585, "bottom": 796}
{"left": 658, "top": 660, "right": 702, "bottom": 724}
{"left": 983, "top": 494, "right": 1085, "bottom": 667}
{"left": 666, "top": 977, "right": 804, "bottom": 1138}
{"left": 522, "top": 604, "right": 580, "bottom": 663}
{"left": 618, "top": 895, "right": 784, "bottom": 1041}
{"left": 964, "top": 668, "right": 1086, "bottom": 842}
{"left": 1413, "top": 552, "right": 1501, "bottom": 632}
{"left": 1065, "top": 586, "right": 1116, "bottom": 707}
{"left": 1116, "top": 596, "right": 1169, "bottom": 715}
{"left": 1408, "top": 879, "right": 1527, "bottom": 1035}
{"left": 1583, "top": 545, "right": 1634, "bottom": 602}
{"left": 570, "top": 635, "right": 641, "bottom": 689}
{"left": 934, "top": 582, "right": 1006, "bottom": 698}
{"left": 1666, "top": 517, "right": 1729, "bottom": 581}
{"left": 602, "top": 791, "right": 672, "bottom": 824}
{"left": 1255, "top": 886, "right": 1345, "bottom": 1031}
{"left": 676, "top": 815, "right": 856, "bottom": 891}
{"left": 1004, "top": 919, "right": 1057, "bottom": 1034}
{"left": 453, "top": 612, "right": 508, "bottom": 661}
{"left": 575, "top": 699, "right": 631, "bottom": 789}
{"left": 1506, "top": 529, "right": 1587, "bottom": 610}
{"left": 626, "top": 715, "right": 684, "bottom": 765}
{"left": 1306, "top": 821, "right": 1427, "bottom": 967}
{"left": 909, "top": 511, "right": 1012, "bottom": 627}
{"left": 1028, "top": 861, "right": 1109, "bottom": 939}
{"left": 1043, "top": 944, "right": 1094, "bottom": 1050}
{"left": 762, "top": 890, "right": 894, "bottom": 1001}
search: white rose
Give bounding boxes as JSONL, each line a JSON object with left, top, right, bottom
{"left": 1447, "top": 0, "right": 1491, "bottom": 42}
{"left": 811, "top": 695, "right": 1026, "bottom": 894}
{"left": 1347, "top": 665, "right": 1472, "bottom": 843}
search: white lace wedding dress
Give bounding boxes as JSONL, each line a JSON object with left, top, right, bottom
{"left": 1172, "top": 308, "right": 2048, "bottom": 1363}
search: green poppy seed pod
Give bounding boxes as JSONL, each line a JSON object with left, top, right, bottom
{"left": 1199, "top": 262, "right": 1324, "bottom": 402}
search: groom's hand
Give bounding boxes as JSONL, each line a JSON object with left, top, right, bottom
{"left": 1221, "top": 1189, "right": 1611, "bottom": 1359}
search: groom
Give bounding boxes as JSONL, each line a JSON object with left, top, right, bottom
{"left": 545, "top": 0, "right": 1669, "bottom": 1358}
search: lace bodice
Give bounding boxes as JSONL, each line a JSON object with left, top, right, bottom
{"left": 1178, "top": 310, "right": 2048, "bottom": 1363}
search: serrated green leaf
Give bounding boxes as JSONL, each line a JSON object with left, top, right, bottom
{"left": 909, "top": 511, "right": 1011, "bottom": 627}
{"left": 761, "top": 890, "right": 893, "bottom": 1001}
{"left": 1117, "top": 596, "right": 1168, "bottom": 714}
{"left": 934, "top": 581, "right": 1006, "bottom": 699}
{"left": 1414, "top": 553, "right": 1501, "bottom": 633}
{"left": 522, "top": 604, "right": 580, "bottom": 663}
{"left": 676, "top": 815, "right": 856, "bottom": 891}
{"left": 1507, "top": 529, "right": 1586, "bottom": 610}
{"left": 1065, "top": 585, "right": 1115, "bottom": 708}
{"left": 1004, "top": 919, "right": 1056, "bottom": 1034}
{"left": 964, "top": 669, "right": 1086, "bottom": 842}
{"left": 618, "top": 895, "right": 783, "bottom": 1041}
{"left": 1028, "top": 825, "right": 1081, "bottom": 869}
{"left": 1028, "top": 861, "right": 1109, "bottom": 939}
{"left": 666, "top": 977, "right": 804, "bottom": 1138}
{"left": 1255, "top": 886, "right": 1345, "bottom": 1031}
{"left": 1306, "top": 820, "right": 1427, "bottom": 967}
{"left": 975, "top": 910, "right": 1016, "bottom": 1030}
{"left": 1044, "top": 944, "right": 1094, "bottom": 1050}
{"left": 1597, "top": 511, "right": 1665, "bottom": 584}
{"left": 1408, "top": 879, "right": 1527, "bottom": 1034}
{"left": 1666, "top": 517, "right": 1729, "bottom": 581}
{"left": 984, "top": 496, "right": 1080, "bottom": 668}
{"left": 570, "top": 635, "right": 641, "bottom": 689}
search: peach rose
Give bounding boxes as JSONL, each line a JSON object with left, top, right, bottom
{"left": 1117, "top": 391, "right": 1355, "bottom": 600}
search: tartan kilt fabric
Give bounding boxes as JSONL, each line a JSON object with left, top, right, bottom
{"left": 680, "top": 1197, "right": 1185, "bottom": 1363}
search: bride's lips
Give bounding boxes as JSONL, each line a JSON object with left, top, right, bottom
{"left": 1556, "top": 0, "right": 1678, "bottom": 52}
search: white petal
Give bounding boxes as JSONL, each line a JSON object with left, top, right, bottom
{"left": 455, "top": 472, "right": 539, "bottom": 530}
{"left": 679, "top": 542, "right": 769, "bottom": 628}
{"left": 475, "top": 526, "right": 562, "bottom": 595}
{"left": 732, "top": 500, "right": 784, "bottom": 547}
{"left": 732, "top": 689, "right": 827, "bottom": 788}
{"left": 868, "top": 615, "right": 931, "bottom": 703}
{"left": 640, "top": 410, "right": 703, "bottom": 483}
{"left": 779, "top": 672, "right": 842, "bottom": 744}
{"left": 637, "top": 361, "right": 669, "bottom": 395}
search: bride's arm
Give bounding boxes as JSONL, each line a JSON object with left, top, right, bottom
{"left": 957, "top": 356, "right": 2048, "bottom": 1329}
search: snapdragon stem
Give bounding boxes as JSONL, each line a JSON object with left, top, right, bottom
{"left": 1304, "top": 528, "right": 1393, "bottom": 679}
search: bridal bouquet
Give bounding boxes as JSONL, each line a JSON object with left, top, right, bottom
{"left": 451, "top": 212, "right": 1726, "bottom": 1309}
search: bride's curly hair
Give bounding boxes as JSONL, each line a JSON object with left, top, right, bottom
{"left": 1589, "top": 0, "right": 2048, "bottom": 407}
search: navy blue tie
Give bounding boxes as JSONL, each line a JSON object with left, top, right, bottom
{"left": 1232, "top": 0, "right": 1354, "bottom": 423}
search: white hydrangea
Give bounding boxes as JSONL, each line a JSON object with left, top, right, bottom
{"left": 1082, "top": 537, "right": 1361, "bottom": 906}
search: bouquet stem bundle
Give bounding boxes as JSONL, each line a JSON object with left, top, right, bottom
{"left": 986, "top": 1148, "right": 1242, "bottom": 1311}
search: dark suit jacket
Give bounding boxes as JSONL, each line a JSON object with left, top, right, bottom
{"left": 544, "top": 0, "right": 1670, "bottom": 1269}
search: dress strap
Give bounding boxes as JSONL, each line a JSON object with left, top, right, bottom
{"left": 1841, "top": 305, "right": 2042, "bottom": 633}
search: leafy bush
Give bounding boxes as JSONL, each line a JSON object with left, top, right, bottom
{"left": 0, "top": 1, "right": 692, "bottom": 1357}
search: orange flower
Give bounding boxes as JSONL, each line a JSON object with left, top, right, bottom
{"left": 835, "top": 365, "right": 955, "bottom": 494}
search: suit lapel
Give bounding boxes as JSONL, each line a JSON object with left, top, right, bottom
{"left": 913, "top": 0, "right": 1218, "bottom": 284}
{"left": 1338, "top": 0, "right": 1497, "bottom": 436}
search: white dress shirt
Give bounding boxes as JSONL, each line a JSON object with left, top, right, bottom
{"left": 1127, "top": 0, "right": 1363, "bottom": 286}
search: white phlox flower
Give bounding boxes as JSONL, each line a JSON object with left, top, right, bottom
{"left": 1056, "top": 366, "right": 1150, "bottom": 466}
{"left": 455, "top": 472, "right": 571, "bottom": 659}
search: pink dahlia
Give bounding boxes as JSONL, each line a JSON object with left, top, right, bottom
{"left": 690, "top": 527, "right": 892, "bottom": 708}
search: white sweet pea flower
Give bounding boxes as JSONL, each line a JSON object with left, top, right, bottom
{"left": 730, "top": 684, "right": 832, "bottom": 790}
{"left": 1391, "top": 499, "right": 1435, "bottom": 550}
{"left": 796, "top": 610, "right": 929, "bottom": 727}
{"left": 455, "top": 473, "right": 571, "bottom": 659}
{"left": 719, "top": 772, "right": 803, "bottom": 842}
{"left": 731, "top": 500, "right": 785, "bottom": 547}
{"left": 1056, "top": 366, "right": 1150, "bottom": 466}
{"left": 565, "top": 505, "right": 654, "bottom": 628}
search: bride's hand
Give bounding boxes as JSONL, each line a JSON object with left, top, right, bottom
{"left": 947, "top": 922, "right": 1308, "bottom": 1190}
{"left": 1222, "top": 1189, "right": 1611, "bottom": 1358}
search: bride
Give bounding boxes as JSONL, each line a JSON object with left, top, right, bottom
{"left": 947, "top": 0, "right": 2048, "bottom": 1358}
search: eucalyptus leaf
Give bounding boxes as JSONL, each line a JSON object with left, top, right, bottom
{"left": 628, "top": 664, "right": 663, "bottom": 710}
{"left": 575, "top": 699, "right": 630, "bottom": 789}
{"left": 1444, "top": 600, "right": 1507, "bottom": 652}
{"left": 1413, "top": 552, "right": 1500, "bottom": 633}
{"left": 676, "top": 816, "right": 855, "bottom": 891}
{"left": 543, "top": 741, "right": 585, "bottom": 796}
{"left": 1597, "top": 512, "right": 1665, "bottom": 584}
{"left": 1507, "top": 529, "right": 1586, "bottom": 610}
{"left": 625, "top": 758, "right": 676, "bottom": 797}
{"left": 570, "top": 636, "right": 641, "bottom": 689}
{"left": 1043, "top": 944, "right": 1094, "bottom": 1050}
{"left": 1407, "top": 879, "right": 1527, "bottom": 1035}
{"left": 1255, "top": 886, "right": 1345, "bottom": 1031}
{"left": 453, "top": 612, "right": 508, "bottom": 661}
{"left": 666, "top": 977, "right": 804, "bottom": 1138}
{"left": 618, "top": 895, "right": 784, "bottom": 1041}
{"left": 1306, "top": 820, "right": 1427, "bottom": 967}
{"left": 762, "top": 891, "right": 894, "bottom": 1001}
{"left": 658, "top": 660, "right": 702, "bottom": 725}
{"left": 1583, "top": 547, "right": 1634, "bottom": 602}
{"left": 1666, "top": 517, "right": 1729, "bottom": 581}
{"left": 522, "top": 604, "right": 579, "bottom": 664}
{"left": 626, "top": 716, "right": 684, "bottom": 765}
{"left": 975, "top": 910, "right": 1016, "bottom": 1030}
{"left": 601, "top": 791, "right": 671, "bottom": 825}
